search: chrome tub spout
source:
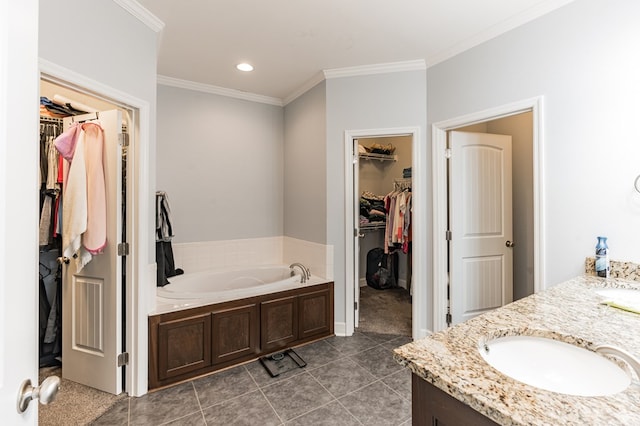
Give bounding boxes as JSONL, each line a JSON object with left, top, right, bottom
{"left": 289, "top": 262, "right": 310, "bottom": 283}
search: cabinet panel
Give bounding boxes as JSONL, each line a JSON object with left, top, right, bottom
{"left": 412, "top": 373, "right": 498, "bottom": 426}
{"left": 158, "top": 313, "right": 211, "bottom": 380}
{"left": 212, "top": 303, "right": 258, "bottom": 364}
{"left": 298, "top": 287, "right": 332, "bottom": 340}
{"left": 261, "top": 295, "right": 298, "bottom": 352}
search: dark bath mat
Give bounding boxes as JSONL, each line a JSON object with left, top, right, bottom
{"left": 259, "top": 349, "right": 307, "bottom": 377}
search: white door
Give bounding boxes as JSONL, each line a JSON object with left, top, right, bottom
{"left": 1, "top": 0, "right": 42, "bottom": 421}
{"left": 450, "top": 131, "right": 513, "bottom": 324}
{"left": 353, "top": 138, "right": 361, "bottom": 328}
{"left": 61, "top": 110, "right": 123, "bottom": 394}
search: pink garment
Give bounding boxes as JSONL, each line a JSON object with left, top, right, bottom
{"left": 54, "top": 122, "right": 81, "bottom": 161}
{"left": 61, "top": 121, "right": 107, "bottom": 271}
{"left": 81, "top": 122, "right": 107, "bottom": 254}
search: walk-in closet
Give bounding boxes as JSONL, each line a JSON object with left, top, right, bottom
{"left": 356, "top": 136, "right": 412, "bottom": 336}
{"left": 38, "top": 79, "right": 131, "bottom": 424}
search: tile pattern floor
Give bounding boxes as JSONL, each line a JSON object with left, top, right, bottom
{"left": 92, "top": 332, "right": 413, "bottom": 425}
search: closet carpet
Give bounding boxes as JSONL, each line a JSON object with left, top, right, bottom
{"left": 38, "top": 366, "right": 125, "bottom": 426}
{"left": 357, "top": 285, "right": 412, "bottom": 336}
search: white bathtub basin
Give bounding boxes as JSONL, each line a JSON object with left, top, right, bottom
{"left": 479, "top": 335, "right": 631, "bottom": 396}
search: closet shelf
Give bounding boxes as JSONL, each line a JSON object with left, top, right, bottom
{"left": 359, "top": 152, "right": 397, "bottom": 162}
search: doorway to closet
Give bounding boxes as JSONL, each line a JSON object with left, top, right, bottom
{"left": 38, "top": 77, "right": 134, "bottom": 421}
{"left": 355, "top": 135, "right": 413, "bottom": 337}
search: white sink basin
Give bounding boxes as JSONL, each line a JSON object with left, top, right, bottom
{"left": 480, "top": 335, "right": 631, "bottom": 396}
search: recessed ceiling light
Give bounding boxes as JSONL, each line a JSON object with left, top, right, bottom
{"left": 236, "top": 63, "right": 254, "bottom": 72}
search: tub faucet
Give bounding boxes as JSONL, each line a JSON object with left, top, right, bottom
{"left": 595, "top": 344, "right": 640, "bottom": 379}
{"left": 289, "top": 263, "right": 310, "bottom": 283}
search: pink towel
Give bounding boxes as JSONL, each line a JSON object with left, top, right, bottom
{"left": 81, "top": 122, "right": 107, "bottom": 254}
{"left": 54, "top": 122, "right": 81, "bottom": 161}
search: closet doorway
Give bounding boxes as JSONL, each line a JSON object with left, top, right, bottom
{"left": 345, "top": 126, "right": 423, "bottom": 340}
{"left": 38, "top": 77, "right": 135, "bottom": 400}
{"left": 356, "top": 135, "right": 413, "bottom": 336}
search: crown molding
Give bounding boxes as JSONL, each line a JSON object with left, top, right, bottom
{"left": 427, "top": 0, "right": 576, "bottom": 67}
{"left": 157, "top": 75, "right": 283, "bottom": 107}
{"left": 323, "top": 59, "right": 426, "bottom": 79}
{"left": 113, "top": 0, "right": 165, "bottom": 32}
{"left": 158, "top": 58, "right": 429, "bottom": 107}
{"left": 282, "top": 71, "right": 326, "bottom": 106}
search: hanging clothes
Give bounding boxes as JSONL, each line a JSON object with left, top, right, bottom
{"left": 384, "top": 187, "right": 412, "bottom": 254}
{"left": 156, "top": 191, "right": 182, "bottom": 286}
{"left": 55, "top": 121, "right": 107, "bottom": 271}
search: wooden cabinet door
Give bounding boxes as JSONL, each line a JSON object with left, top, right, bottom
{"left": 157, "top": 313, "right": 211, "bottom": 380}
{"left": 261, "top": 295, "right": 298, "bottom": 352}
{"left": 212, "top": 303, "right": 258, "bottom": 364}
{"left": 412, "top": 374, "right": 498, "bottom": 426}
{"left": 298, "top": 287, "right": 333, "bottom": 340}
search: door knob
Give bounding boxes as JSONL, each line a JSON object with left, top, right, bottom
{"left": 358, "top": 233, "right": 365, "bottom": 238}
{"left": 16, "top": 376, "right": 60, "bottom": 413}
{"left": 506, "top": 240, "right": 515, "bottom": 248}
{"left": 57, "top": 256, "right": 70, "bottom": 265}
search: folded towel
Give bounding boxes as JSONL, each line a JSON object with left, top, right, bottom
{"left": 602, "top": 300, "right": 640, "bottom": 315}
{"left": 600, "top": 289, "right": 640, "bottom": 314}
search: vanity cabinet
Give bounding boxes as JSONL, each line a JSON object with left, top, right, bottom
{"left": 412, "top": 374, "right": 498, "bottom": 426}
{"left": 149, "top": 282, "right": 334, "bottom": 389}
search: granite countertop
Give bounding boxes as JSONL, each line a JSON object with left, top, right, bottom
{"left": 394, "top": 275, "right": 640, "bottom": 425}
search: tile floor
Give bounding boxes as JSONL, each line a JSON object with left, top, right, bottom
{"left": 92, "top": 332, "right": 413, "bottom": 425}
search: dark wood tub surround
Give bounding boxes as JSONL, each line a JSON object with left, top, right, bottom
{"left": 149, "top": 282, "right": 333, "bottom": 389}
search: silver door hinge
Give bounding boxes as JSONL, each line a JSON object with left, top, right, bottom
{"left": 117, "top": 242, "right": 130, "bottom": 256}
{"left": 446, "top": 230, "right": 452, "bottom": 240}
{"left": 354, "top": 301, "right": 358, "bottom": 310}
{"left": 118, "top": 133, "right": 129, "bottom": 147}
{"left": 445, "top": 148, "right": 452, "bottom": 159}
{"left": 446, "top": 313, "right": 452, "bottom": 325}
{"left": 117, "top": 352, "right": 129, "bottom": 367}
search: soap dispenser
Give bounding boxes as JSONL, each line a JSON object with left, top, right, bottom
{"left": 595, "top": 236, "right": 610, "bottom": 278}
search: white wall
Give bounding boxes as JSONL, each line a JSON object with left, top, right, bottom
{"left": 427, "top": 0, "right": 640, "bottom": 287}
{"left": 283, "top": 82, "right": 327, "bottom": 244}
{"left": 156, "top": 85, "right": 284, "bottom": 242}
{"left": 326, "top": 70, "right": 427, "bottom": 329}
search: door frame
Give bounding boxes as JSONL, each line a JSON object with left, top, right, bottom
{"left": 39, "top": 59, "right": 152, "bottom": 396}
{"left": 344, "top": 126, "right": 424, "bottom": 340}
{"left": 431, "top": 96, "right": 544, "bottom": 332}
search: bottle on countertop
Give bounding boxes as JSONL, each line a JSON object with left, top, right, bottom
{"left": 595, "top": 236, "right": 610, "bottom": 278}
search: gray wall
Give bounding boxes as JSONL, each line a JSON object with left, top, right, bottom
{"left": 283, "top": 82, "right": 327, "bottom": 243}
{"left": 487, "top": 113, "right": 534, "bottom": 300}
{"left": 326, "top": 70, "right": 427, "bottom": 326}
{"left": 39, "top": 0, "right": 158, "bottom": 264}
{"left": 156, "top": 85, "right": 284, "bottom": 242}
{"left": 428, "top": 0, "right": 640, "bottom": 287}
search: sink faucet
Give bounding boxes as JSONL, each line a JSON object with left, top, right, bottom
{"left": 289, "top": 262, "right": 310, "bottom": 283}
{"left": 595, "top": 344, "right": 640, "bottom": 379}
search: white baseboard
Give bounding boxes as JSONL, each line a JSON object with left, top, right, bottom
{"left": 334, "top": 321, "right": 348, "bottom": 336}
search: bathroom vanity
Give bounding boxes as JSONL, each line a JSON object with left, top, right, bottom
{"left": 394, "top": 275, "right": 640, "bottom": 425}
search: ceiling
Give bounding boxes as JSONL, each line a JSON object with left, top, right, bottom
{"left": 136, "top": 0, "right": 575, "bottom": 104}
